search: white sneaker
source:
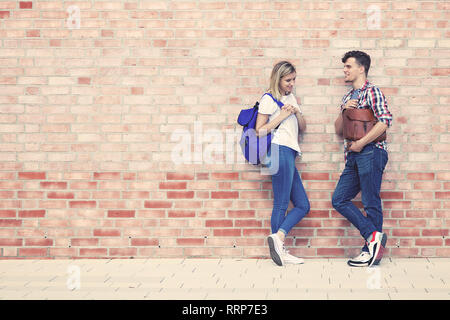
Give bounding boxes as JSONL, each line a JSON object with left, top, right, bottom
{"left": 267, "top": 234, "right": 284, "bottom": 266}
{"left": 281, "top": 247, "right": 304, "bottom": 264}
{"left": 347, "top": 251, "right": 371, "bottom": 267}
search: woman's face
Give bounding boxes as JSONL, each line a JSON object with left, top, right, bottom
{"left": 279, "top": 72, "right": 296, "bottom": 95}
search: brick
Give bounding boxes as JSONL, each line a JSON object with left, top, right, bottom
{"left": 211, "top": 191, "right": 239, "bottom": 199}
{"left": 78, "top": 77, "right": 91, "bottom": 85}
{"left": 227, "top": 210, "right": 255, "bottom": 218}
{"left": 47, "top": 192, "right": 74, "bottom": 199}
{"left": 131, "top": 238, "right": 158, "bottom": 246}
{"left": 381, "top": 192, "right": 404, "bottom": 199}
{"left": 393, "top": 229, "right": 421, "bottom": 237}
{"left": 80, "top": 248, "right": 108, "bottom": 256}
{"left": 70, "top": 182, "right": 97, "bottom": 189}
{"left": 18, "top": 191, "right": 44, "bottom": 199}
{"left": 168, "top": 210, "right": 195, "bottom": 218}
{"left": 166, "top": 172, "right": 194, "bottom": 180}
{"left": 407, "top": 173, "right": 435, "bottom": 180}
{"left": 93, "top": 172, "right": 121, "bottom": 180}
{"left": 26, "top": 30, "right": 40, "bottom": 37}
{"left": 415, "top": 239, "right": 443, "bottom": 246}
{"left": 0, "top": 219, "right": 22, "bottom": 227}
{"left": 242, "top": 229, "right": 267, "bottom": 236}
{"left": 317, "top": 248, "right": 345, "bottom": 256}
{"left": 0, "top": 11, "right": 10, "bottom": 19}
{"left": 0, "top": 210, "right": 16, "bottom": 218}
{"left": 19, "top": 248, "right": 47, "bottom": 257}
{"left": 0, "top": 239, "right": 22, "bottom": 246}
{"left": 310, "top": 238, "right": 339, "bottom": 247}
{"left": 107, "top": 210, "right": 135, "bottom": 218}
{"left": 18, "top": 172, "right": 46, "bottom": 180}
{"left": 211, "top": 172, "right": 239, "bottom": 180}
{"left": 93, "top": 229, "right": 121, "bottom": 237}
{"left": 176, "top": 238, "right": 205, "bottom": 246}
{"left": 167, "top": 191, "right": 194, "bottom": 199}
{"left": 0, "top": 191, "right": 14, "bottom": 199}
{"left": 25, "top": 239, "right": 53, "bottom": 246}
{"left": 213, "top": 229, "right": 241, "bottom": 237}
{"left": 110, "top": 248, "right": 137, "bottom": 256}
{"left": 422, "top": 229, "right": 448, "bottom": 237}
{"left": 71, "top": 238, "right": 99, "bottom": 246}
{"left": 301, "top": 172, "right": 329, "bottom": 180}
{"left": 205, "top": 220, "right": 233, "bottom": 227}
{"left": 69, "top": 201, "right": 96, "bottom": 208}
{"left": 159, "top": 181, "right": 187, "bottom": 189}
{"left": 234, "top": 219, "right": 262, "bottom": 227}
{"left": 432, "top": 68, "right": 450, "bottom": 76}
{"left": 19, "top": 210, "right": 45, "bottom": 218}
{"left": 19, "top": 2, "right": 32, "bottom": 9}
{"left": 40, "top": 182, "right": 67, "bottom": 189}
{"left": 435, "top": 192, "right": 450, "bottom": 199}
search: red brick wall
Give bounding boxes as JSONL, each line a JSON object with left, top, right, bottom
{"left": 0, "top": 1, "right": 449, "bottom": 259}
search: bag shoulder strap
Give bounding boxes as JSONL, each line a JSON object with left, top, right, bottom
{"left": 262, "top": 93, "right": 284, "bottom": 108}
{"left": 260, "top": 93, "right": 284, "bottom": 130}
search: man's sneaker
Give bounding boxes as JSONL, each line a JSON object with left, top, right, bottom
{"left": 267, "top": 234, "right": 284, "bottom": 266}
{"left": 347, "top": 251, "right": 371, "bottom": 267}
{"left": 367, "top": 231, "right": 388, "bottom": 267}
{"left": 282, "top": 248, "right": 304, "bottom": 264}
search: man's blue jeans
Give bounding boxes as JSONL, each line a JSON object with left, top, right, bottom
{"left": 332, "top": 143, "right": 388, "bottom": 252}
{"left": 266, "top": 144, "right": 310, "bottom": 235}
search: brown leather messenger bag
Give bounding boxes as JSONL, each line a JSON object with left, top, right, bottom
{"left": 342, "top": 108, "right": 386, "bottom": 142}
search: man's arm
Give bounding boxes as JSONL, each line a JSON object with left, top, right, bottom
{"left": 348, "top": 122, "right": 388, "bottom": 152}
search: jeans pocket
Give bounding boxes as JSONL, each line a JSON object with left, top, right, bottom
{"left": 356, "top": 150, "right": 374, "bottom": 176}
{"left": 360, "top": 143, "right": 375, "bottom": 155}
{"left": 376, "top": 149, "right": 388, "bottom": 173}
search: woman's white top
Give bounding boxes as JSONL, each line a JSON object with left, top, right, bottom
{"left": 258, "top": 92, "right": 302, "bottom": 155}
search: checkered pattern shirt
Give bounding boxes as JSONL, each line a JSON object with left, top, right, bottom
{"left": 340, "top": 80, "right": 393, "bottom": 159}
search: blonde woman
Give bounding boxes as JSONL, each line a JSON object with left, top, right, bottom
{"left": 255, "top": 61, "right": 310, "bottom": 266}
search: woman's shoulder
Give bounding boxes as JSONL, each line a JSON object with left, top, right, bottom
{"left": 260, "top": 92, "right": 275, "bottom": 101}
{"left": 259, "top": 92, "right": 279, "bottom": 106}
{"left": 258, "top": 92, "right": 278, "bottom": 114}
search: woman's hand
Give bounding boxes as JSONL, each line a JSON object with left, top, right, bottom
{"left": 280, "top": 104, "right": 296, "bottom": 119}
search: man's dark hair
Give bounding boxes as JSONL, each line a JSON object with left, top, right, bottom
{"left": 342, "top": 51, "right": 371, "bottom": 77}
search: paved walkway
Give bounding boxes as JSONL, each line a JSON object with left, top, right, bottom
{"left": 0, "top": 258, "right": 449, "bottom": 300}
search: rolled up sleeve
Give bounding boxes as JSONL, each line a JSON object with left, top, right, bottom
{"left": 369, "top": 87, "right": 393, "bottom": 127}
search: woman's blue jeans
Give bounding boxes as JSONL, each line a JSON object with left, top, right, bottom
{"left": 265, "top": 144, "right": 310, "bottom": 235}
{"left": 332, "top": 143, "right": 388, "bottom": 252}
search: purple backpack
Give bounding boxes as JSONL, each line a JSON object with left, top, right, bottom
{"left": 237, "top": 93, "right": 283, "bottom": 165}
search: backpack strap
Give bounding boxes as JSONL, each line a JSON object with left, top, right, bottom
{"left": 260, "top": 93, "right": 284, "bottom": 131}
{"left": 262, "top": 93, "right": 284, "bottom": 108}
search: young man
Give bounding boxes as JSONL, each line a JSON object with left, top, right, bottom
{"left": 333, "top": 51, "right": 393, "bottom": 267}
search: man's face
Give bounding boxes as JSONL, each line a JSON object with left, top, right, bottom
{"left": 343, "top": 57, "right": 365, "bottom": 82}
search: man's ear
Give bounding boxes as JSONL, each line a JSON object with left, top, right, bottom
{"left": 359, "top": 65, "right": 366, "bottom": 75}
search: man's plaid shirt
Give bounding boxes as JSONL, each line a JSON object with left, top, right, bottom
{"left": 340, "top": 80, "right": 393, "bottom": 159}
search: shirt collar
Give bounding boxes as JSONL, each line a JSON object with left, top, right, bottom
{"left": 358, "top": 79, "right": 370, "bottom": 92}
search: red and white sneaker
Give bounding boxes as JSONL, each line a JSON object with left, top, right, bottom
{"left": 367, "top": 231, "right": 387, "bottom": 267}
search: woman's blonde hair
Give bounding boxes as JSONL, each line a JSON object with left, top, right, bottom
{"left": 267, "top": 61, "right": 296, "bottom": 101}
